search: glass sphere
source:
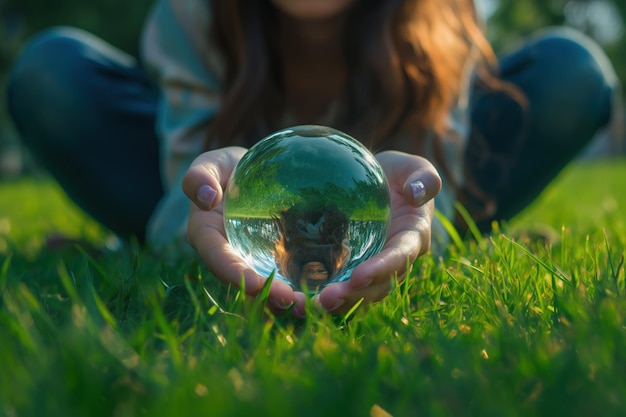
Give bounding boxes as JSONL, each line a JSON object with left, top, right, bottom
{"left": 223, "top": 125, "right": 391, "bottom": 293}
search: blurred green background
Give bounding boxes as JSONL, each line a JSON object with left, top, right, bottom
{"left": 0, "top": 0, "right": 153, "bottom": 177}
{"left": 0, "top": 0, "right": 625, "bottom": 177}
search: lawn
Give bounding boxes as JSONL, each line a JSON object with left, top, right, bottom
{"left": 1, "top": 158, "right": 625, "bottom": 417}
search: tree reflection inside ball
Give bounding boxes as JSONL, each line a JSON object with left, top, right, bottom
{"left": 223, "top": 125, "right": 391, "bottom": 293}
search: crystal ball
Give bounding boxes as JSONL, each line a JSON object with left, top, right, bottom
{"left": 223, "top": 125, "right": 391, "bottom": 292}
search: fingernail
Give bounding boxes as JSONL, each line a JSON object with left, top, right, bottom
{"left": 353, "top": 277, "right": 373, "bottom": 290}
{"left": 292, "top": 304, "right": 306, "bottom": 319}
{"left": 197, "top": 185, "right": 217, "bottom": 208}
{"left": 328, "top": 298, "right": 345, "bottom": 312}
{"left": 270, "top": 297, "right": 294, "bottom": 311}
{"left": 312, "top": 294, "right": 322, "bottom": 308}
{"left": 410, "top": 180, "right": 427, "bottom": 206}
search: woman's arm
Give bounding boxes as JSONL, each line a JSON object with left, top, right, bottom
{"left": 141, "top": 0, "right": 223, "bottom": 248}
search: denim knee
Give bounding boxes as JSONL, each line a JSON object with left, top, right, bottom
{"left": 531, "top": 27, "right": 618, "bottom": 85}
{"left": 7, "top": 27, "right": 135, "bottom": 151}
{"left": 522, "top": 27, "right": 617, "bottom": 136}
{"left": 8, "top": 27, "right": 89, "bottom": 150}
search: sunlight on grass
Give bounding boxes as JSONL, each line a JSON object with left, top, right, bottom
{"left": 512, "top": 158, "right": 626, "bottom": 232}
{"left": 0, "top": 177, "right": 109, "bottom": 256}
{"left": 0, "top": 159, "right": 625, "bottom": 417}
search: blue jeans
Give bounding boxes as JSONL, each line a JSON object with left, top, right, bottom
{"left": 466, "top": 27, "right": 619, "bottom": 230}
{"left": 7, "top": 28, "right": 163, "bottom": 239}
{"left": 6, "top": 27, "right": 618, "bottom": 239}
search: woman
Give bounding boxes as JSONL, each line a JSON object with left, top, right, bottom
{"left": 6, "top": 0, "right": 619, "bottom": 317}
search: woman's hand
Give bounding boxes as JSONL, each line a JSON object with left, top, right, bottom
{"left": 183, "top": 147, "right": 305, "bottom": 318}
{"left": 314, "top": 150, "right": 441, "bottom": 314}
{"left": 183, "top": 147, "right": 440, "bottom": 318}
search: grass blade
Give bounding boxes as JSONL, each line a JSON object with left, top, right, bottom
{"left": 500, "top": 235, "right": 573, "bottom": 286}
{"left": 434, "top": 209, "right": 465, "bottom": 252}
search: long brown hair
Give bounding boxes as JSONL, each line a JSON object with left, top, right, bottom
{"left": 206, "top": 0, "right": 498, "bottom": 153}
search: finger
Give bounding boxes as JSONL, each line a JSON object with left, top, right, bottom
{"left": 188, "top": 207, "right": 295, "bottom": 305}
{"left": 348, "top": 230, "right": 423, "bottom": 288}
{"left": 403, "top": 168, "right": 442, "bottom": 207}
{"left": 376, "top": 151, "right": 442, "bottom": 207}
{"left": 182, "top": 146, "right": 248, "bottom": 210}
{"left": 291, "top": 291, "right": 307, "bottom": 319}
{"left": 267, "top": 283, "right": 298, "bottom": 314}
{"left": 188, "top": 205, "right": 262, "bottom": 292}
{"left": 315, "top": 279, "right": 392, "bottom": 314}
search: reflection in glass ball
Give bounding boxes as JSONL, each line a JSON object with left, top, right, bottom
{"left": 223, "top": 125, "right": 391, "bottom": 293}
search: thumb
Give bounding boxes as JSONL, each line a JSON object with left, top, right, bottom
{"left": 182, "top": 146, "right": 248, "bottom": 210}
{"left": 403, "top": 168, "right": 442, "bottom": 208}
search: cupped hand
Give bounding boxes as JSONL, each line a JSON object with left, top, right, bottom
{"left": 183, "top": 147, "right": 440, "bottom": 318}
{"left": 182, "top": 147, "right": 305, "bottom": 318}
{"left": 314, "top": 150, "right": 441, "bottom": 314}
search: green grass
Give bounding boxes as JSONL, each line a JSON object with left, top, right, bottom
{"left": 1, "top": 159, "right": 625, "bottom": 417}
